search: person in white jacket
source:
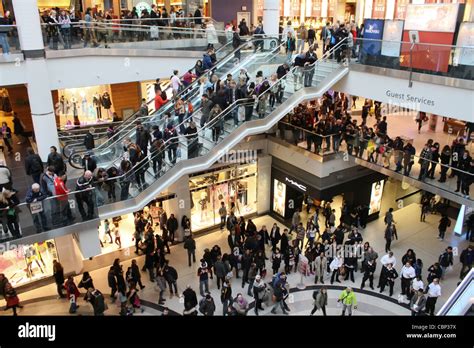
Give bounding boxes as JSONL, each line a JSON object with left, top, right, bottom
{"left": 330, "top": 255, "right": 343, "bottom": 284}
{"left": 206, "top": 21, "right": 218, "bottom": 48}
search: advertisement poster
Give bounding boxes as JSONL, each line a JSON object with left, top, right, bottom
{"left": 362, "top": 19, "right": 385, "bottom": 55}
{"left": 273, "top": 179, "right": 286, "bottom": 217}
{"left": 328, "top": 0, "right": 336, "bottom": 17}
{"left": 372, "top": 0, "right": 386, "bottom": 19}
{"left": 404, "top": 4, "right": 459, "bottom": 33}
{"left": 454, "top": 22, "right": 474, "bottom": 66}
{"left": 290, "top": 0, "right": 301, "bottom": 17}
{"left": 395, "top": 0, "right": 409, "bottom": 19}
{"left": 312, "top": 0, "right": 322, "bottom": 17}
{"left": 369, "top": 180, "right": 385, "bottom": 215}
{"left": 381, "top": 20, "right": 404, "bottom": 57}
{"left": 256, "top": 0, "right": 264, "bottom": 17}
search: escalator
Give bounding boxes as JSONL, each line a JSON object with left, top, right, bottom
{"left": 437, "top": 268, "right": 473, "bottom": 316}
{"left": 96, "top": 41, "right": 349, "bottom": 218}
{"left": 61, "top": 36, "right": 280, "bottom": 162}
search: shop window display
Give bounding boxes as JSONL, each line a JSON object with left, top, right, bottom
{"left": 0, "top": 88, "right": 13, "bottom": 116}
{"left": 189, "top": 164, "right": 258, "bottom": 231}
{"left": 0, "top": 240, "right": 57, "bottom": 287}
{"left": 56, "top": 85, "right": 114, "bottom": 129}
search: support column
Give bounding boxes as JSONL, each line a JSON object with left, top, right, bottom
{"left": 263, "top": 0, "right": 280, "bottom": 37}
{"left": 257, "top": 155, "right": 272, "bottom": 214}
{"left": 166, "top": 174, "right": 191, "bottom": 242}
{"left": 75, "top": 226, "right": 102, "bottom": 259}
{"left": 355, "top": 0, "right": 365, "bottom": 25}
{"left": 13, "top": 0, "right": 59, "bottom": 161}
{"left": 55, "top": 234, "right": 84, "bottom": 275}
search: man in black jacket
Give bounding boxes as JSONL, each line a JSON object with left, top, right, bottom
{"left": 360, "top": 259, "right": 376, "bottom": 290}
{"left": 269, "top": 223, "right": 281, "bottom": 251}
{"left": 438, "top": 246, "right": 454, "bottom": 279}
{"left": 130, "top": 259, "right": 145, "bottom": 290}
{"left": 75, "top": 170, "right": 95, "bottom": 220}
{"left": 166, "top": 213, "right": 178, "bottom": 243}
{"left": 183, "top": 235, "right": 196, "bottom": 267}
{"left": 25, "top": 147, "right": 44, "bottom": 184}
{"left": 135, "top": 122, "right": 151, "bottom": 156}
{"left": 47, "top": 146, "right": 65, "bottom": 174}
{"left": 163, "top": 262, "right": 178, "bottom": 297}
{"left": 84, "top": 128, "right": 95, "bottom": 150}
{"left": 81, "top": 153, "right": 97, "bottom": 173}
{"left": 183, "top": 285, "right": 198, "bottom": 313}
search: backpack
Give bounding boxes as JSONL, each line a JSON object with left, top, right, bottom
{"left": 330, "top": 34, "right": 336, "bottom": 45}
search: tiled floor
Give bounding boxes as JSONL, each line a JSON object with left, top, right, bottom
{"left": 1, "top": 202, "right": 469, "bottom": 316}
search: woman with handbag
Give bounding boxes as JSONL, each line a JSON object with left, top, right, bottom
{"left": 0, "top": 189, "right": 20, "bottom": 238}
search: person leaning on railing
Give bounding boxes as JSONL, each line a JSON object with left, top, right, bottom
{"left": 0, "top": 12, "right": 11, "bottom": 55}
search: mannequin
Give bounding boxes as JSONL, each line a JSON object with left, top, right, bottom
{"left": 80, "top": 91, "right": 88, "bottom": 115}
{"left": 198, "top": 191, "right": 208, "bottom": 222}
{"left": 70, "top": 95, "right": 80, "bottom": 126}
{"left": 59, "top": 95, "right": 70, "bottom": 115}
{"left": 101, "top": 92, "right": 112, "bottom": 119}
{"left": 93, "top": 92, "right": 102, "bottom": 120}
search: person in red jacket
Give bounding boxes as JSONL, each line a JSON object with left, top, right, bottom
{"left": 54, "top": 171, "right": 75, "bottom": 225}
{"left": 154, "top": 90, "right": 168, "bottom": 111}
{"left": 65, "top": 276, "right": 81, "bottom": 314}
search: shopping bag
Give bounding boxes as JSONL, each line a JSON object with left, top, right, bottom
{"left": 238, "top": 106, "right": 245, "bottom": 121}
{"left": 150, "top": 26, "right": 159, "bottom": 39}
{"left": 29, "top": 201, "right": 43, "bottom": 214}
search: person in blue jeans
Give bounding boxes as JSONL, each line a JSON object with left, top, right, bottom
{"left": 0, "top": 15, "right": 11, "bottom": 55}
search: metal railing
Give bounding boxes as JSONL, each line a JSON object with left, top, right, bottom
{"left": 0, "top": 25, "right": 21, "bottom": 55}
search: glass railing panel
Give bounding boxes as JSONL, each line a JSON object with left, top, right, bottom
{"left": 0, "top": 188, "right": 99, "bottom": 243}
{"left": 354, "top": 38, "right": 474, "bottom": 81}
{"left": 0, "top": 25, "right": 21, "bottom": 56}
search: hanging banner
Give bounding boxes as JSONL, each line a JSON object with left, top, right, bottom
{"left": 256, "top": 0, "right": 264, "bottom": 17}
{"left": 381, "top": 20, "right": 404, "bottom": 57}
{"left": 284, "top": 0, "right": 291, "bottom": 16}
{"left": 328, "top": 0, "right": 336, "bottom": 17}
{"left": 362, "top": 19, "right": 385, "bottom": 55}
{"left": 454, "top": 22, "right": 474, "bottom": 66}
{"left": 395, "top": 0, "right": 410, "bottom": 19}
{"left": 290, "top": 0, "right": 301, "bottom": 17}
{"left": 404, "top": 4, "right": 460, "bottom": 33}
{"left": 372, "top": 0, "right": 386, "bottom": 19}
{"left": 312, "top": 0, "right": 322, "bottom": 17}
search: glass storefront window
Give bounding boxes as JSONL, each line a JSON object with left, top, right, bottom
{"left": 0, "top": 239, "right": 58, "bottom": 287}
{"left": 189, "top": 163, "right": 258, "bottom": 231}
{"left": 56, "top": 84, "right": 114, "bottom": 129}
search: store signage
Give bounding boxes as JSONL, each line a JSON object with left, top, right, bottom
{"left": 369, "top": 180, "right": 384, "bottom": 215}
{"left": 454, "top": 22, "right": 474, "bottom": 67}
{"left": 395, "top": 0, "right": 409, "bottom": 19}
{"left": 273, "top": 179, "right": 287, "bottom": 217}
{"left": 404, "top": 4, "right": 459, "bottom": 33}
{"left": 312, "top": 0, "right": 322, "bottom": 17}
{"left": 362, "top": 19, "right": 384, "bottom": 55}
{"left": 372, "top": 0, "right": 386, "bottom": 19}
{"left": 285, "top": 177, "right": 307, "bottom": 192}
{"left": 135, "top": 1, "right": 152, "bottom": 15}
{"left": 385, "top": 90, "right": 435, "bottom": 106}
{"left": 381, "top": 20, "right": 404, "bottom": 57}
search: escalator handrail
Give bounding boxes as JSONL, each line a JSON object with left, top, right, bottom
{"left": 67, "top": 36, "right": 280, "bottom": 162}
{"left": 96, "top": 38, "right": 347, "bottom": 183}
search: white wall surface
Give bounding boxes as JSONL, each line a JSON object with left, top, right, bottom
{"left": 334, "top": 70, "right": 474, "bottom": 122}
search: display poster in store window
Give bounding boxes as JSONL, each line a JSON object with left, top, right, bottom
{"left": 273, "top": 179, "right": 286, "bottom": 217}
{"left": 328, "top": 0, "right": 336, "bottom": 17}
{"left": 369, "top": 180, "right": 385, "bottom": 215}
{"left": 290, "top": 0, "right": 300, "bottom": 18}
{"left": 150, "top": 205, "right": 160, "bottom": 219}
{"left": 372, "top": 0, "right": 386, "bottom": 19}
{"left": 404, "top": 4, "right": 459, "bottom": 33}
{"left": 312, "top": 0, "right": 322, "bottom": 17}
{"left": 395, "top": 0, "right": 410, "bottom": 20}
{"left": 362, "top": 19, "right": 385, "bottom": 55}
{"left": 381, "top": 20, "right": 404, "bottom": 57}
{"left": 454, "top": 22, "right": 474, "bottom": 66}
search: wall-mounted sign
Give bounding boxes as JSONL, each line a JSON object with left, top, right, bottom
{"left": 273, "top": 179, "right": 287, "bottom": 217}
{"left": 372, "top": 0, "right": 386, "bottom": 19}
{"left": 404, "top": 4, "right": 460, "bottom": 33}
{"left": 285, "top": 177, "right": 307, "bottom": 192}
{"left": 385, "top": 89, "right": 435, "bottom": 106}
{"left": 381, "top": 20, "right": 404, "bottom": 57}
{"left": 362, "top": 19, "right": 385, "bottom": 55}
{"left": 369, "top": 180, "right": 385, "bottom": 215}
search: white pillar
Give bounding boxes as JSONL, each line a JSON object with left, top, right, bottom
{"left": 55, "top": 234, "right": 84, "bottom": 275}
{"left": 25, "top": 59, "right": 60, "bottom": 161}
{"left": 13, "top": 0, "right": 59, "bottom": 161}
{"left": 75, "top": 226, "right": 102, "bottom": 259}
{"left": 12, "top": 0, "right": 44, "bottom": 52}
{"left": 166, "top": 174, "right": 191, "bottom": 242}
{"left": 263, "top": 0, "right": 280, "bottom": 37}
{"left": 257, "top": 155, "right": 272, "bottom": 214}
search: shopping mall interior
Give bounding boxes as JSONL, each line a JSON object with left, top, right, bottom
{"left": 0, "top": 0, "right": 473, "bottom": 329}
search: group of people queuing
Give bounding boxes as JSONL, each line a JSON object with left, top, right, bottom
{"left": 283, "top": 96, "right": 473, "bottom": 198}
{"left": 39, "top": 4, "right": 208, "bottom": 50}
